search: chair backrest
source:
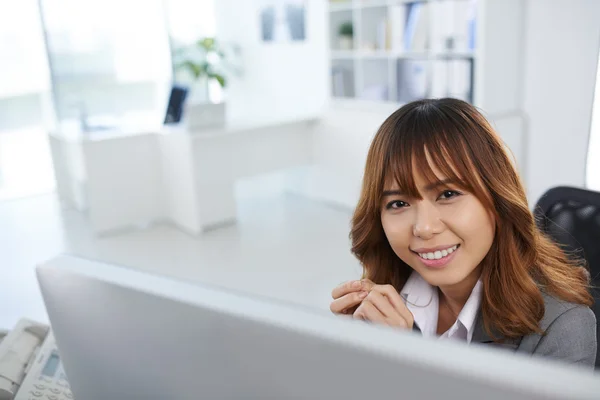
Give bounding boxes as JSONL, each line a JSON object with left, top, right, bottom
{"left": 534, "top": 186, "right": 600, "bottom": 367}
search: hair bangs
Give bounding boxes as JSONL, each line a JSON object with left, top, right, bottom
{"left": 381, "top": 105, "right": 492, "bottom": 206}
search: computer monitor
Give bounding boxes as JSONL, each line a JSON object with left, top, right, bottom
{"left": 163, "top": 85, "right": 188, "bottom": 125}
{"left": 37, "top": 255, "right": 600, "bottom": 400}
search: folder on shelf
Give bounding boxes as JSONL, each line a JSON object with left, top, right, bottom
{"left": 389, "top": 4, "right": 407, "bottom": 52}
{"left": 428, "top": 0, "right": 477, "bottom": 54}
{"left": 430, "top": 60, "right": 449, "bottom": 98}
{"left": 361, "top": 84, "right": 389, "bottom": 102}
{"left": 430, "top": 0, "right": 454, "bottom": 53}
{"left": 376, "top": 18, "right": 388, "bottom": 50}
{"left": 453, "top": 0, "right": 477, "bottom": 52}
{"left": 448, "top": 59, "right": 472, "bottom": 101}
{"left": 396, "top": 59, "right": 428, "bottom": 103}
{"left": 404, "top": 2, "right": 429, "bottom": 52}
{"left": 331, "top": 66, "right": 354, "bottom": 98}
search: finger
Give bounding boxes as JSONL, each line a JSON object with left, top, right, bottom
{"left": 372, "top": 285, "right": 414, "bottom": 327}
{"left": 364, "top": 291, "right": 400, "bottom": 319}
{"left": 360, "top": 279, "right": 375, "bottom": 291}
{"left": 353, "top": 300, "right": 386, "bottom": 324}
{"left": 354, "top": 300, "right": 386, "bottom": 323}
{"left": 331, "top": 280, "right": 366, "bottom": 299}
{"left": 330, "top": 291, "right": 368, "bottom": 314}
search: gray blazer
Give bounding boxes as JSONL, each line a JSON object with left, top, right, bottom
{"left": 471, "top": 293, "right": 597, "bottom": 368}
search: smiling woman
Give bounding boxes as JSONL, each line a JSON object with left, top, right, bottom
{"left": 330, "top": 98, "right": 597, "bottom": 368}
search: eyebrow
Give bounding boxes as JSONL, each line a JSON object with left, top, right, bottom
{"left": 382, "top": 178, "right": 458, "bottom": 197}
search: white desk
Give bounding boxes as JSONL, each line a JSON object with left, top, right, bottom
{"left": 49, "top": 116, "right": 316, "bottom": 235}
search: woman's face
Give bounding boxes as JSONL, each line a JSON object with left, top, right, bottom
{"left": 380, "top": 163, "right": 495, "bottom": 293}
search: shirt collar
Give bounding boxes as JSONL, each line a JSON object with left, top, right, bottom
{"left": 457, "top": 279, "right": 482, "bottom": 342}
{"left": 401, "top": 271, "right": 483, "bottom": 342}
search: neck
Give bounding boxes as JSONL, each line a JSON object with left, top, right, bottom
{"left": 438, "top": 266, "right": 482, "bottom": 315}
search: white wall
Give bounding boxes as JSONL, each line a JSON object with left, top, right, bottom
{"left": 0, "top": 94, "right": 45, "bottom": 131}
{"left": 474, "top": 0, "right": 525, "bottom": 115}
{"left": 287, "top": 102, "right": 398, "bottom": 209}
{"left": 522, "top": 0, "right": 600, "bottom": 203}
{"left": 288, "top": 102, "right": 528, "bottom": 210}
{"left": 214, "top": 0, "right": 329, "bottom": 125}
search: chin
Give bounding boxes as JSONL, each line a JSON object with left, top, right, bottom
{"left": 411, "top": 263, "right": 470, "bottom": 288}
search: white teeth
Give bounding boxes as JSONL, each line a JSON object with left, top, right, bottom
{"left": 417, "top": 245, "right": 458, "bottom": 261}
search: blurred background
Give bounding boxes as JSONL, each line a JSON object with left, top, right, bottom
{"left": 0, "top": 0, "right": 599, "bottom": 329}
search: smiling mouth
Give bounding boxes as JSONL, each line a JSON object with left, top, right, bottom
{"left": 412, "top": 244, "right": 460, "bottom": 261}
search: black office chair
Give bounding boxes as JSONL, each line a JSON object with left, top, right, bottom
{"left": 534, "top": 186, "right": 600, "bottom": 368}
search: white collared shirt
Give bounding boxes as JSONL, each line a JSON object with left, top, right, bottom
{"left": 400, "top": 271, "right": 482, "bottom": 343}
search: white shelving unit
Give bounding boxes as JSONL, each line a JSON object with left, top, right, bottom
{"left": 329, "top": 0, "right": 477, "bottom": 104}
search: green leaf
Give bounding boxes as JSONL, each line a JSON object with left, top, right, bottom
{"left": 208, "top": 73, "right": 226, "bottom": 88}
{"left": 175, "top": 60, "right": 205, "bottom": 79}
{"left": 198, "top": 37, "right": 216, "bottom": 51}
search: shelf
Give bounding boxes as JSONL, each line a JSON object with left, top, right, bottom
{"left": 330, "top": 50, "right": 356, "bottom": 59}
{"left": 432, "top": 51, "right": 476, "bottom": 59}
{"left": 328, "top": 2, "right": 353, "bottom": 12}
{"left": 329, "top": 0, "right": 419, "bottom": 12}
{"left": 329, "top": 0, "right": 478, "bottom": 105}
{"left": 330, "top": 50, "right": 434, "bottom": 59}
{"left": 357, "top": 1, "right": 389, "bottom": 10}
{"left": 358, "top": 50, "right": 390, "bottom": 59}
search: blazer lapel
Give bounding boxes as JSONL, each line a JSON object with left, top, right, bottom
{"left": 471, "top": 312, "right": 522, "bottom": 351}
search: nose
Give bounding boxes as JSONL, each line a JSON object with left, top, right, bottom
{"left": 412, "top": 202, "right": 444, "bottom": 240}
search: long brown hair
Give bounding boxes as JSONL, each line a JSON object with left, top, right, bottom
{"left": 351, "top": 98, "right": 592, "bottom": 339}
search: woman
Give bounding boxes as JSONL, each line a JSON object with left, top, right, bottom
{"left": 330, "top": 98, "right": 597, "bottom": 368}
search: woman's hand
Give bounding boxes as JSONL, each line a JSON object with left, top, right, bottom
{"left": 353, "top": 284, "right": 414, "bottom": 329}
{"left": 330, "top": 279, "right": 375, "bottom": 315}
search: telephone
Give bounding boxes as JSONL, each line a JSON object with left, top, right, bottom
{"left": 0, "top": 319, "right": 72, "bottom": 400}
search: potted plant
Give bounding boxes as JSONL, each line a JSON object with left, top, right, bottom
{"left": 172, "top": 37, "right": 240, "bottom": 129}
{"left": 173, "top": 37, "right": 229, "bottom": 103}
{"left": 338, "top": 22, "right": 354, "bottom": 50}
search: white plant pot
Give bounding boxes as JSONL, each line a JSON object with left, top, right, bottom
{"left": 338, "top": 35, "right": 353, "bottom": 50}
{"left": 188, "top": 79, "right": 210, "bottom": 104}
{"left": 184, "top": 102, "right": 226, "bottom": 131}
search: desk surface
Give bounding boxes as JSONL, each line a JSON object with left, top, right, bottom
{"left": 49, "top": 115, "right": 319, "bottom": 143}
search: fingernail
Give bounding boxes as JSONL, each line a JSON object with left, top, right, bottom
{"left": 352, "top": 281, "right": 361, "bottom": 289}
{"left": 359, "top": 291, "right": 368, "bottom": 299}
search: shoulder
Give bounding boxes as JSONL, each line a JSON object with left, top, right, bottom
{"left": 538, "top": 292, "right": 595, "bottom": 331}
{"left": 518, "top": 293, "right": 597, "bottom": 368}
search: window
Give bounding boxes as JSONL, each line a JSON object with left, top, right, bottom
{"left": 586, "top": 50, "right": 600, "bottom": 191}
{"left": 0, "top": 1, "right": 50, "bottom": 99}
{"left": 39, "top": 0, "right": 172, "bottom": 120}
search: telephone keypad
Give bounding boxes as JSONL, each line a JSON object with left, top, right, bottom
{"left": 25, "top": 380, "right": 74, "bottom": 400}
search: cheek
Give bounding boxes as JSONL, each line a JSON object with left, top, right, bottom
{"left": 381, "top": 214, "right": 412, "bottom": 252}
{"left": 444, "top": 201, "right": 495, "bottom": 249}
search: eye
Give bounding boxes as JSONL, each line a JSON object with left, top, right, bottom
{"left": 438, "top": 190, "right": 462, "bottom": 201}
{"left": 385, "top": 200, "right": 409, "bottom": 210}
